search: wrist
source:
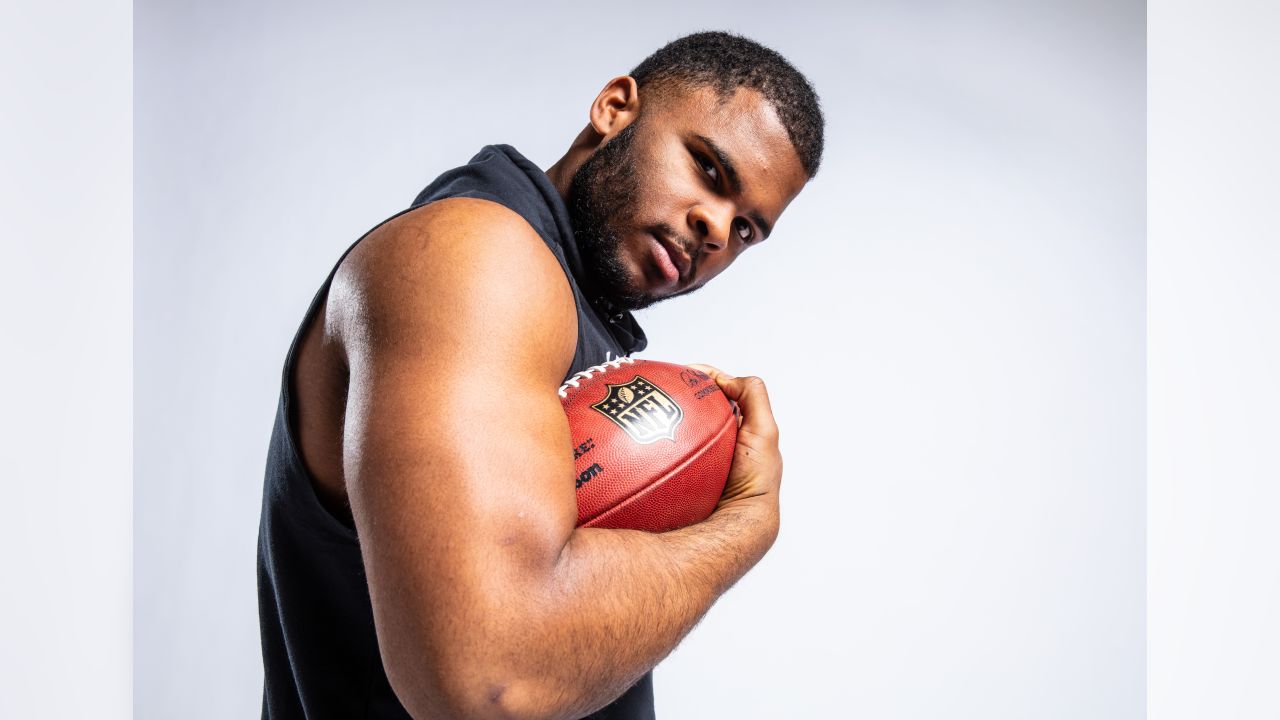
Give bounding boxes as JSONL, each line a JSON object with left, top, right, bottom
{"left": 716, "top": 492, "right": 779, "bottom": 519}
{"left": 710, "top": 495, "right": 780, "bottom": 552}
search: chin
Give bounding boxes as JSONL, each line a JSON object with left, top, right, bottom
{"left": 601, "top": 275, "right": 660, "bottom": 312}
{"left": 583, "top": 228, "right": 671, "bottom": 311}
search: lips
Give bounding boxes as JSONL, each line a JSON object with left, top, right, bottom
{"left": 652, "top": 233, "right": 691, "bottom": 283}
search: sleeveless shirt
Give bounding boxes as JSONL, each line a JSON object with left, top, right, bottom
{"left": 258, "top": 145, "right": 653, "bottom": 719}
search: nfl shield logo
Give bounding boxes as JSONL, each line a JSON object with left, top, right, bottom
{"left": 591, "top": 374, "right": 684, "bottom": 444}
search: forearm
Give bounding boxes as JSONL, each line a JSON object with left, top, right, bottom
{"left": 504, "top": 498, "right": 779, "bottom": 719}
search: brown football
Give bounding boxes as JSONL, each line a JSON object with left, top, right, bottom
{"left": 558, "top": 357, "right": 737, "bottom": 532}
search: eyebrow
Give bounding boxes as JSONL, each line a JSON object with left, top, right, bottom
{"left": 694, "top": 133, "right": 774, "bottom": 240}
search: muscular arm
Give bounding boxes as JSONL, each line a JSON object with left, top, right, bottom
{"left": 333, "top": 198, "right": 779, "bottom": 720}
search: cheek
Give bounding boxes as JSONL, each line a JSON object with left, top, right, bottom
{"left": 629, "top": 173, "right": 669, "bottom": 218}
{"left": 696, "top": 253, "right": 736, "bottom": 284}
{"left": 637, "top": 150, "right": 702, "bottom": 225}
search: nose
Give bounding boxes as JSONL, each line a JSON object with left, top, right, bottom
{"left": 688, "top": 200, "right": 734, "bottom": 253}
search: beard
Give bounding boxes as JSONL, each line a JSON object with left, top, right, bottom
{"left": 565, "top": 119, "right": 657, "bottom": 312}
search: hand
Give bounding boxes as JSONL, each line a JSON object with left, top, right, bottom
{"left": 686, "top": 365, "right": 783, "bottom": 513}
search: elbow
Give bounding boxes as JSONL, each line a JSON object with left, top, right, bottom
{"left": 387, "top": 654, "right": 569, "bottom": 720}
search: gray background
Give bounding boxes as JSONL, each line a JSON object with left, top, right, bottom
{"left": 135, "top": 1, "right": 1145, "bottom": 718}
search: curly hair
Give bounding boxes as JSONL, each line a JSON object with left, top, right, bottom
{"left": 629, "top": 30, "right": 826, "bottom": 178}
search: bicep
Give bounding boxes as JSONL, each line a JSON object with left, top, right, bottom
{"left": 344, "top": 361, "right": 577, "bottom": 583}
{"left": 334, "top": 200, "right": 579, "bottom": 703}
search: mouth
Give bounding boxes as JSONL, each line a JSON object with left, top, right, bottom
{"left": 650, "top": 232, "right": 691, "bottom": 285}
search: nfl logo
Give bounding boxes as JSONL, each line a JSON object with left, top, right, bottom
{"left": 591, "top": 375, "right": 684, "bottom": 444}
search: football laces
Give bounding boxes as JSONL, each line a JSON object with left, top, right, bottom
{"left": 557, "top": 356, "right": 637, "bottom": 398}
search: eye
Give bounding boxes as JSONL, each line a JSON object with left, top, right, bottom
{"left": 734, "top": 218, "right": 755, "bottom": 243}
{"left": 695, "top": 153, "right": 719, "bottom": 184}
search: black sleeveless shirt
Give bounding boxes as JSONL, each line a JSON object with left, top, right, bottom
{"left": 258, "top": 145, "right": 652, "bottom": 719}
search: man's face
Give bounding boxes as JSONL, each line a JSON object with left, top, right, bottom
{"left": 567, "top": 84, "right": 809, "bottom": 311}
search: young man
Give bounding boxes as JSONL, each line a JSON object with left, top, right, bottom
{"left": 258, "top": 31, "right": 824, "bottom": 720}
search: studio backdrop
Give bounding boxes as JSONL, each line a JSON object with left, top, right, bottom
{"left": 136, "top": 1, "right": 1145, "bottom": 717}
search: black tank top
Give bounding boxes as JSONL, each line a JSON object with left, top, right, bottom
{"left": 258, "top": 145, "right": 652, "bottom": 719}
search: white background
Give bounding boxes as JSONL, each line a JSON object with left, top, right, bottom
{"left": 130, "top": 1, "right": 1144, "bottom": 718}
{"left": 10, "top": 1, "right": 1280, "bottom": 719}
{"left": 0, "top": 1, "right": 132, "bottom": 718}
{"left": 1147, "top": 1, "right": 1280, "bottom": 716}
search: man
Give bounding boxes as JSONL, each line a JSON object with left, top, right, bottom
{"left": 258, "top": 30, "right": 824, "bottom": 719}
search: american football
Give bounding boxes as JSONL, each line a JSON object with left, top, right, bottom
{"left": 559, "top": 357, "right": 738, "bottom": 532}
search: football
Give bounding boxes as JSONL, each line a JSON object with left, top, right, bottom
{"left": 558, "top": 357, "right": 738, "bottom": 532}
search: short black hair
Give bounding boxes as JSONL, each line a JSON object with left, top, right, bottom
{"left": 629, "top": 31, "right": 825, "bottom": 178}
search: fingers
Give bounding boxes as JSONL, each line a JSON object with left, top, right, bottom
{"left": 685, "top": 363, "right": 724, "bottom": 381}
{"left": 731, "top": 376, "right": 779, "bottom": 442}
{"left": 685, "top": 364, "right": 779, "bottom": 442}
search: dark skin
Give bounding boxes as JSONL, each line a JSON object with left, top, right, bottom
{"left": 548, "top": 77, "right": 807, "bottom": 306}
{"left": 289, "top": 75, "right": 809, "bottom": 719}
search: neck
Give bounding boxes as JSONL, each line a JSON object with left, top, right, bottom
{"left": 544, "top": 124, "right": 603, "bottom": 203}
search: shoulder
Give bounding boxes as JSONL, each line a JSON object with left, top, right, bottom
{"left": 328, "top": 197, "right": 578, "bottom": 382}
{"left": 338, "top": 197, "right": 558, "bottom": 293}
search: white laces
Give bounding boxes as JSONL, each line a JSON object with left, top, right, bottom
{"left": 557, "top": 356, "right": 637, "bottom": 398}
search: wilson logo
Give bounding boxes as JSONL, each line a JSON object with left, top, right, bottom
{"left": 576, "top": 462, "right": 603, "bottom": 488}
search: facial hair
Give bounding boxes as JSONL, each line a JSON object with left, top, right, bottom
{"left": 565, "top": 119, "right": 658, "bottom": 312}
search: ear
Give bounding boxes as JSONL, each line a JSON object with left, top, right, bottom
{"left": 588, "top": 76, "right": 642, "bottom": 139}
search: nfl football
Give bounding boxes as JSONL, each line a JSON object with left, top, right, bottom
{"left": 558, "top": 357, "right": 738, "bottom": 532}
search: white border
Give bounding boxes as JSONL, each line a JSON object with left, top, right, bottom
{"left": 1149, "top": 1, "right": 1280, "bottom": 717}
{"left": 0, "top": 1, "right": 132, "bottom": 716}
